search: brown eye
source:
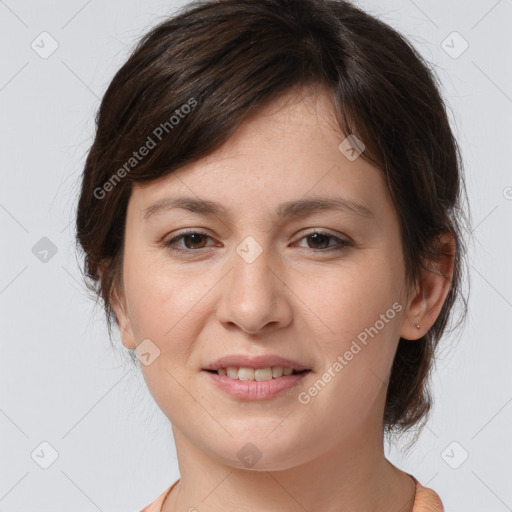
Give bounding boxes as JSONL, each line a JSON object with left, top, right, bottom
{"left": 305, "top": 233, "right": 331, "bottom": 249}
{"left": 296, "top": 231, "right": 351, "bottom": 252}
{"left": 163, "top": 231, "right": 214, "bottom": 252}
{"left": 180, "top": 233, "right": 209, "bottom": 249}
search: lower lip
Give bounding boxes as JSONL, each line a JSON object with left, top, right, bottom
{"left": 202, "top": 370, "right": 311, "bottom": 400}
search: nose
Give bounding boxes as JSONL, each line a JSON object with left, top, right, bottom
{"left": 215, "top": 239, "right": 293, "bottom": 335}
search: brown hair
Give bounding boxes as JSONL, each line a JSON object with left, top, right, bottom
{"left": 75, "top": 0, "right": 471, "bottom": 444}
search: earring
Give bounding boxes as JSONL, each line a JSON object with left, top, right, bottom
{"left": 416, "top": 324, "right": 420, "bottom": 329}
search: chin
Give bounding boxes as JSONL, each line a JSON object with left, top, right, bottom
{"left": 209, "top": 433, "right": 313, "bottom": 472}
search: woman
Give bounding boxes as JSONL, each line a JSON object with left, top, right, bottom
{"left": 75, "top": 0, "right": 470, "bottom": 510}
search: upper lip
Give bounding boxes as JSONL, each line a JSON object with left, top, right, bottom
{"left": 203, "top": 354, "right": 311, "bottom": 371}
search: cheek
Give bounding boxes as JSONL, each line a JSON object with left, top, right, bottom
{"left": 122, "top": 264, "right": 171, "bottom": 341}
{"left": 303, "top": 254, "right": 401, "bottom": 340}
{"left": 122, "top": 247, "right": 220, "bottom": 370}
{"left": 298, "top": 251, "right": 403, "bottom": 405}
{"left": 121, "top": 251, "right": 210, "bottom": 411}
{"left": 123, "top": 245, "right": 188, "bottom": 336}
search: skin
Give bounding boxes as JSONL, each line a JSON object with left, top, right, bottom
{"left": 112, "top": 84, "right": 455, "bottom": 512}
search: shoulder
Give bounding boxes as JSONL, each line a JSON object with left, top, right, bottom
{"left": 410, "top": 475, "right": 444, "bottom": 512}
{"left": 140, "top": 479, "right": 180, "bottom": 512}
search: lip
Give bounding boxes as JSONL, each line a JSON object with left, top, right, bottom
{"left": 203, "top": 354, "right": 310, "bottom": 371}
{"left": 202, "top": 369, "right": 311, "bottom": 400}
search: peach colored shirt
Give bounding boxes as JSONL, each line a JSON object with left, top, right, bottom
{"left": 140, "top": 474, "right": 443, "bottom": 511}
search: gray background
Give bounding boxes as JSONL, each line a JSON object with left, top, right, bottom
{"left": 1, "top": 0, "right": 511, "bottom": 510}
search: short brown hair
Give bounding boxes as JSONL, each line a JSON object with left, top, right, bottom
{"left": 75, "top": 0, "right": 471, "bottom": 444}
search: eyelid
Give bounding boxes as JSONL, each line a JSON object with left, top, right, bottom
{"left": 163, "top": 229, "right": 217, "bottom": 251}
{"left": 297, "top": 227, "right": 349, "bottom": 240}
{"left": 162, "top": 228, "right": 352, "bottom": 254}
{"left": 293, "top": 229, "right": 352, "bottom": 250}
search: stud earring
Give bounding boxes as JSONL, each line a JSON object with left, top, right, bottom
{"left": 416, "top": 324, "right": 420, "bottom": 329}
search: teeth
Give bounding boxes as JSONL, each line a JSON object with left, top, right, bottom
{"left": 216, "top": 366, "right": 303, "bottom": 381}
{"left": 226, "top": 367, "right": 239, "bottom": 379}
{"left": 272, "top": 366, "right": 283, "bottom": 378}
{"left": 238, "top": 367, "right": 254, "bottom": 381}
{"left": 254, "top": 368, "right": 273, "bottom": 381}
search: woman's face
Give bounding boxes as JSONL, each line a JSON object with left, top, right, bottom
{"left": 115, "top": 86, "right": 418, "bottom": 470}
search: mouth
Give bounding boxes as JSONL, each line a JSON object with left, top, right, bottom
{"left": 204, "top": 367, "right": 310, "bottom": 381}
{"left": 201, "top": 354, "right": 312, "bottom": 399}
{"left": 202, "top": 367, "right": 311, "bottom": 400}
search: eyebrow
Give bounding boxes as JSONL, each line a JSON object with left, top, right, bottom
{"left": 142, "top": 195, "right": 375, "bottom": 222}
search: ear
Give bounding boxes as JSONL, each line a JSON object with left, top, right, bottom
{"left": 110, "top": 282, "right": 137, "bottom": 350}
{"left": 400, "top": 232, "right": 456, "bottom": 340}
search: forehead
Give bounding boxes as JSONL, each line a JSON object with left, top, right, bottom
{"left": 128, "top": 86, "right": 392, "bottom": 223}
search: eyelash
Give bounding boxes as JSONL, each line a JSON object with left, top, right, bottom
{"left": 162, "top": 229, "right": 352, "bottom": 254}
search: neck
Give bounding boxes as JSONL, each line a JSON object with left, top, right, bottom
{"left": 163, "top": 423, "right": 415, "bottom": 512}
